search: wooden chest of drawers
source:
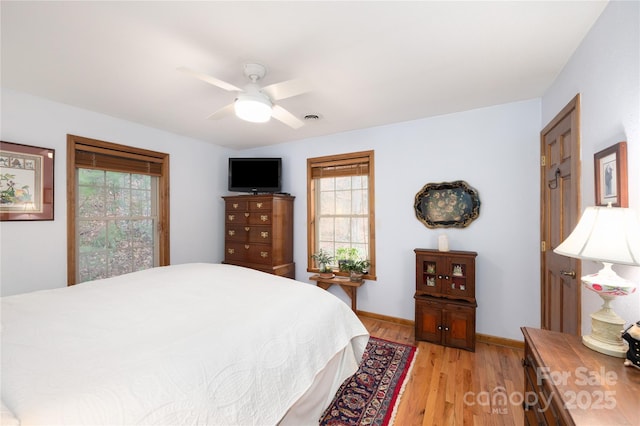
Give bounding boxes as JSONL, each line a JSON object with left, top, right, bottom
{"left": 521, "top": 327, "right": 640, "bottom": 425}
{"left": 222, "top": 194, "right": 295, "bottom": 278}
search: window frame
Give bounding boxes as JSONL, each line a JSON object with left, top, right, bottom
{"left": 67, "top": 134, "right": 170, "bottom": 285}
{"left": 307, "top": 150, "right": 376, "bottom": 279}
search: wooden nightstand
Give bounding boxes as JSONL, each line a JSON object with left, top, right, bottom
{"left": 309, "top": 275, "right": 364, "bottom": 312}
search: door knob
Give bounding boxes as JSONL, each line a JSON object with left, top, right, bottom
{"left": 560, "top": 270, "right": 576, "bottom": 278}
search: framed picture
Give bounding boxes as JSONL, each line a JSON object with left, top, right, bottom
{"left": 594, "top": 141, "right": 627, "bottom": 207}
{"left": 0, "top": 141, "right": 54, "bottom": 221}
{"left": 414, "top": 180, "right": 481, "bottom": 228}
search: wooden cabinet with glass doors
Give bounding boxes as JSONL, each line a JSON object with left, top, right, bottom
{"left": 414, "top": 248, "right": 477, "bottom": 351}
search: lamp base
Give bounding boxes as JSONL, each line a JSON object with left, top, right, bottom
{"left": 582, "top": 336, "right": 627, "bottom": 358}
{"left": 581, "top": 294, "right": 628, "bottom": 358}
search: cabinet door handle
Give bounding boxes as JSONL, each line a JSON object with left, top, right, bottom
{"left": 438, "top": 274, "right": 443, "bottom": 279}
{"left": 444, "top": 275, "right": 450, "bottom": 280}
{"left": 560, "top": 270, "right": 576, "bottom": 278}
{"left": 444, "top": 327, "right": 449, "bottom": 331}
{"left": 437, "top": 325, "right": 443, "bottom": 330}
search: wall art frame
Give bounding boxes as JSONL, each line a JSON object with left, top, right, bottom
{"left": 0, "top": 141, "right": 55, "bottom": 221}
{"left": 414, "top": 180, "right": 480, "bottom": 229}
{"left": 594, "top": 141, "right": 627, "bottom": 207}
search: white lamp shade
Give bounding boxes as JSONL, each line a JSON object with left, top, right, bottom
{"left": 234, "top": 94, "right": 272, "bottom": 123}
{"left": 554, "top": 206, "right": 640, "bottom": 266}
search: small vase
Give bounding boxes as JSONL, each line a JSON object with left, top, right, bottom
{"left": 349, "top": 271, "right": 363, "bottom": 282}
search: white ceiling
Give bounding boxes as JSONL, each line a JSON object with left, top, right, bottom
{"left": 1, "top": 1, "right": 608, "bottom": 149}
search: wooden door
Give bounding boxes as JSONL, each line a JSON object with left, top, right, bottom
{"left": 540, "top": 94, "right": 581, "bottom": 335}
{"left": 441, "top": 254, "right": 476, "bottom": 302}
{"left": 443, "top": 303, "right": 476, "bottom": 351}
{"left": 414, "top": 297, "right": 442, "bottom": 343}
{"left": 415, "top": 251, "right": 445, "bottom": 297}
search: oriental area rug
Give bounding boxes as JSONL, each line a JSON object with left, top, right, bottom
{"left": 320, "top": 337, "right": 417, "bottom": 426}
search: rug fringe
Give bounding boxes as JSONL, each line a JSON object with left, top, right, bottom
{"left": 387, "top": 347, "right": 419, "bottom": 426}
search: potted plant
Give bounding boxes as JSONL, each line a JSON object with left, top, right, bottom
{"left": 311, "top": 249, "right": 335, "bottom": 278}
{"left": 336, "top": 247, "right": 359, "bottom": 271}
{"left": 340, "top": 257, "right": 370, "bottom": 282}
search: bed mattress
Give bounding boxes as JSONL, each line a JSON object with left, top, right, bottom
{"left": 0, "top": 263, "right": 369, "bottom": 425}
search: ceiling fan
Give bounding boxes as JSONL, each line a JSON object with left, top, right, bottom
{"left": 178, "top": 63, "right": 309, "bottom": 129}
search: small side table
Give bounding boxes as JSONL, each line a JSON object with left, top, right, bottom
{"left": 309, "top": 274, "right": 364, "bottom": 312}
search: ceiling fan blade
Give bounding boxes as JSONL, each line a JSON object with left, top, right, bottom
{"left": 262, "top": 78, "right": 310, "bottom": 101}
{"left": 177, "top": 66, "right": 242, "bottom": 92}
{"left": 271, "top": 105, "right": 304, "bottom": 129}
{"left": 206, "top": 103, "right": 235, "bottom": 120}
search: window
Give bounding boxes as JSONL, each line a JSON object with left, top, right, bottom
{"left": 307, "top": 150, "right": 376, "bottom": 279}
{"left": 67, "top": 135, "right": 170, "bottom": 285}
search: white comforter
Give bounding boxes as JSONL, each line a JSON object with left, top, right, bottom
{"left": 1, "top": 263, "right": 369, "bottom": 425}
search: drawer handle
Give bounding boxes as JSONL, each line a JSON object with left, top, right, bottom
{"left": 256, "top": 202, "right": 263, "bottom": 208}
{"left": 227, "top": 248, "right": 234, "bottom": 254}
{"left": 260, "top": 215, "right": 269, "bottom": 222}
{"left": 228, "top": 214, "right": 235, "bottom": 221}
{"left": 526, "top": 355, "right": 536, "bottom": 370}
{"left": 261, "top": 251, "right": 269, "bottom": 258}
{"left": 232, "top": 203, "right": 238, "bottom": 209}
{"left": 245, "top": 227, "right": 250, "bottom": 231}
{"left": 261, "top": 231, "right": 269, "bottom": 238}
{"left": 228, "top": 230, "right": 235, "bottom": 236}
{"left": 245, "top": 245, "right": 250, "bottom": 249}
{"left": 244, "top": 212, "right": 250, "bottom": 217}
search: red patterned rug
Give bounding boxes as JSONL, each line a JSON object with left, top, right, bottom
{"left": 320, "top": 336, "right": 417, "bottom": 426}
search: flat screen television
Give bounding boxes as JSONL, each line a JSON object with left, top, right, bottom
{"left": 228, "top": 157, "right": 282, "bottom": 194}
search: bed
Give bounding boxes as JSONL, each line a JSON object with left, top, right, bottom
{"left": 0, "top": 263, "right": 369, "bottom": 425}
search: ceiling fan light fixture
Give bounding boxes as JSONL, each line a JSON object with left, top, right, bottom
{"left": 234, "top": 94, "right": 272, "bottom": 123}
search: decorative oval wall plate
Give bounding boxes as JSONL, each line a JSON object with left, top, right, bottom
{"left": 414, "top": 181, "right": 481, "bottom": 228}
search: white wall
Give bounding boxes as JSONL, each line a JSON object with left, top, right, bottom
{"left": 0, "top": 88, "right": 229, "bottom": 296}
{"left": 5, "top": 1, "right": 632, "bottom": 341}
{"left": 541, "top": 0, "right": 640, "bottom": 334}
{"left": 0, "top": 89, "right": 541, "bottom": 341}
{"left": 244, "top": 99, "right": 542, "bottom": 341}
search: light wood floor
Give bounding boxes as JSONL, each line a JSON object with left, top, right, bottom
{"left": 359, "top": 315, "right": 525, "bottom": 426}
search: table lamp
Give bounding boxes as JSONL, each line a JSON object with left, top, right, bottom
{"left": 554, "top": 205, "right": 640, "bottom": 357}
